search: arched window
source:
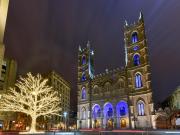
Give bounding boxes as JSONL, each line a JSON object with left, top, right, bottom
{"left": 93, "top": 86, "right": 99, "bottom": 94}
{"left": 132, "top": 32, "right": 138, "bottom": 43}
{"left": 120, "top": 107, "right": 126, "bottom": 116}
{"left": 82, "top": 55, "right": 86, "bottom": 65}
{"left": 133, "top": 54, "right": 140, "bottom": 66}
{"left": 116, "top": 101, "right": 128, "bottom": 117}
{"left": 107, "top": 108, "right": 113, "bottom": 117}
{"left": 81, "top": 107, "right": 86, "bottom": 119}
{"left": 81, "top": 72, "right": 86, "bottom": 81}
{"left": 92, "top": 104, "right": 101, "bottom": 119}
{"left": 105, "top": 82, "right": 110, "bottom": 92}
{"left": 81, "top": 87, "right": 86, "bottom": 99}
{"left": 137, "top": 101, "right": 145, "bottom": 116}
{"left": 104, "top": 102, "right": 113, "bottom": 118}
{"left": 135, "top": 73, "right": 143, "bottom": 88}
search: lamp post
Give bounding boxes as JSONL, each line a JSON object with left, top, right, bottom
{"left": 63, "top": 112, "right": 67, "bottom": 131}
{"left": 133, "top": 116, "right": 137, "bottom": 129}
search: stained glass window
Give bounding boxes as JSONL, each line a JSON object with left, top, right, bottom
{"left": 120, "top": 107, "right": 126, "bottom": 116}
{"left": 138, "top": 102, "right": 145, "bottom": 116}
{"left": 133, "top": 45, "right": 139, "bottom": 51}
{"left": 135, "top": 73, "right": 143, "bottom": 88}
{"left": 92, "top": 105, "right": 101, "bottom": 119}
{"left": 132, "top": 32, "right": 138, "bottom": 43}
{"left": 107, "top": 108, "right": 113, "bottom": 117}
{"left": 81, "top": 87, "right": 86, "bottom": 99}
{"left": 82, "top": 55, "right": 86, "bottom": 65}
{"left": 81, "top": 72, "right": 86, "bottom": 81}
{"left": 133, "top": 54, "right": 140, "bottom": 66}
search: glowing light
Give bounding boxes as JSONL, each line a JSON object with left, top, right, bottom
{"left": 132, "top": 32, "right": 138, "bottom": 43}
{"left": 116, "top": 101, "right": 128, "bottom": 117}
{"left": 92, "top": 104, "right": 101, "bottom": 119}
{"left": 64, "top": 112, "right": 67, "bottom": 117}
{"left": 0, "top": 73, "right": 61, "bottom": 133}
{"left": 165, "top": 131, "right": 180, "bottom": 134}
{"left": 112, "top": 130, "right": 145, "bottom": 133}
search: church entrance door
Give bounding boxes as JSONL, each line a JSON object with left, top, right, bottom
{"left": 120, "top": 119, "right": 126, "bottom": 128}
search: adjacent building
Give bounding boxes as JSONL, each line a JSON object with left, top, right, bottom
{"left": 45, "top": 71, "right": 71, "bottom": 128}
{"left": 0, "top": 58, "right": 17, "bottom": 92}
{"left": 158, "top": 87, "right": 180, "bottom": 129}
{"left": 77, "top": 13, "right": 155, "bottom": 129}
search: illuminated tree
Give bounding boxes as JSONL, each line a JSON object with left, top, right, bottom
{"left": 0, "top": 73, "right": 60, "bottom": 133}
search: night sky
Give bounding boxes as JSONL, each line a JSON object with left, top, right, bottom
{"left": 4, "top": 0, "right": 180, "bottom": 110}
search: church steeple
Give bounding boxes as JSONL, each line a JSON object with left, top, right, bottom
{"left": 78, "top": 41, "right": 94, "bottom": 83}
{"left": 124, "top": 13, "right": 154, "bottom": 128}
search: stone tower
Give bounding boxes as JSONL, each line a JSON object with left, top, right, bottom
{"left": 124, "top": 12, "right": 154, "bottom": 128}
{"left": 77, "top": 41, "right": 94, "bottom": 129}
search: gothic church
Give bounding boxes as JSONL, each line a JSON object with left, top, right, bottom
{"left": 77, "top": 13, "right": 155, "bottom": 129}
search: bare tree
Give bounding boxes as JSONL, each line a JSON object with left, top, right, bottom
{"left": 0, "top": 73, "right": 61, "bottom": 133}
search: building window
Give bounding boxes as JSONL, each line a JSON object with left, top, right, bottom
{"left": 92, "top": 104, "right": 101, "bottom": 119}
{"left": 120, "top": 107, "right": 126, "bottom": 116}
{"left": 107, "top": 108, "right": 113, "bottom": 117}
{"left": 81, "top": 107, "right": 86, "bottom": 119}
{"left": 132, "top": 32, "right": 138, "bottom": 43}
{"left": 116, "top": 101, "right": 128, "bottom": 117}
{"left": 135, "top": 73, "right": 143, "bottom": 88}
{"left": 82, "top": 55, "right": 86, "bottom": 65}
{"left": 81, "top": 72, "right": 86, "bottom": 81}
{"left": 81, "top": 87, "right": 86, "bottom": 100}
{"left": 133, "top": 54, "right": 140, "bottom": 66}
{"left": 104, "top": 102, "right": 113, "bottom": 118}
{"left": 137, "top": 102, "right": 145, "bottom": 116}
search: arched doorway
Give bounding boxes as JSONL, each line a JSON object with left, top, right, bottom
{"left": 94, "top": 119, "right": 101, "bottom": 128}
{"left": 107, "top": 119, "right": 113, "bottom": 129}
{"left": 116, "top": 101, "right": 128, "bottom": 128}
{"left": 103, "top": 102, "right": 114, "bottom": 129}
{"left": 92, "top": 104, "right": 101, "bottom": 128}
{"left": 120, "top": 119, "right": 126, "bottom": 128}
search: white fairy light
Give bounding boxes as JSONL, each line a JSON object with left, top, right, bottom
{"left": 0, "top": 72, "right": 61, "bottom": 133}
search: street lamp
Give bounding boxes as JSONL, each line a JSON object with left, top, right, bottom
{"left": 63, "top": 112, "right": 67, "bottom": 131}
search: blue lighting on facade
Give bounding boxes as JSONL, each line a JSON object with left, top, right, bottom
{"left": 132, "top": 32, "right": 138, "bottom": 43}
{"left": 82, "top": 55, "right": 86, "bottom": 65}
{"left": 104, "top": 102, "right": 113, "bottom": 118}
{"left": 133, "top": 45, "right": 139, "bottom": 51}
{"left": 81, "top": 87, "right": 86, "bottom": 99}
{"left": 116, "top": 101, "right": 128, "bottom": 117}
{"left": 81, "top": 72, "right": 86, "bottom": 81}
{"left": 92, "top": 104, "right": 101, "bottom": 119}
{"left": 133, "top": 54, "right": 140, "bottom": 66}
{"left": 135, "top": 73, "right": 143, "bottom": 88}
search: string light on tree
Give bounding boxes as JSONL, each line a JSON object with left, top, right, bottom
{"left": 0, "top": 73, "right": 61, "bottom": 133}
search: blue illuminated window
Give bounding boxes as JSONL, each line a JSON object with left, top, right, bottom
{"left": 97, "top": 109, "right": 101, "bottom": 117}
{"left": 132, "top": 32, "right": 138, "bottom": 43}
{"left": 81, "top": 72, "right": 86, "bottom": 81}
{"left": 138, "top": 102, "right": 145, "bottom": 116}
{"left": 120, "top": 107, "right": 126, "bottom": 116}
{"left": 82, "top": 55, "right": 86, "bottom": 65}
{"left": 116, "top": 101, "right": 128, "bottom": 117}
{"left": 107, "top": 108, "right": 113, "bottom": 117}
{"left": 81, "top": 87, "right": 86, "bottom": 99}
{"left": 92, "top": 105, "right": 101, "bottom": 119}
{"left": 135, "top": 73, "right": 143, "bottom": 88}
{"left": 133, "top": 54, "right": 140, "bottom": 66}
{"left": 133, "top": 45, "right": 139, "bottom": 51}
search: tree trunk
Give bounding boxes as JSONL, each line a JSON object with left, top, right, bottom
{"left": 30, "top": 116, "right": 36, "bottom": 133}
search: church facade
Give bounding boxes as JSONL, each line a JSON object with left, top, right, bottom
{"left": 77, "top": 13, "right": 155, "bottom": 129}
